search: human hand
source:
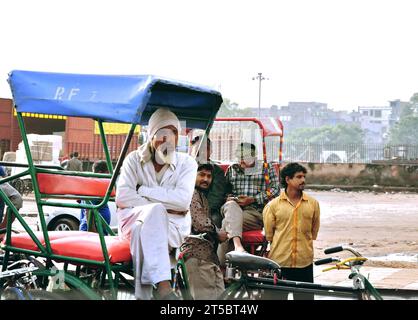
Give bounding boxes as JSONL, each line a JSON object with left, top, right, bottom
{"left": 236, "top": 195, "right": 255, "bottom": 207}
{"left": 217, "top": 230, "right": 228, "bottom": 242}
{"left": 226, "top": 194, "right": 239, "bottom": 202}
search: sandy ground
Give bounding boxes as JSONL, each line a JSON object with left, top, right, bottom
{"left": 309, "top": 189, "right": 418, "bottom": 269}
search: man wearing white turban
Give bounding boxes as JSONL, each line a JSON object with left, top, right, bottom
{"left": 116, "top": 107, "right": 197, "bottom": 300}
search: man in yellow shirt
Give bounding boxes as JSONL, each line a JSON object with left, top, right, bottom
{"left": 263, "top": 162, "right": 320, "bottom": 299}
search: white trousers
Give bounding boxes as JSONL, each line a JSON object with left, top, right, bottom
{"left": 118, "top": 203, "right": 191, "bottom": 300}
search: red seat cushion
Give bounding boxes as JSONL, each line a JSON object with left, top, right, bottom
{"left": 218, "top": 163, "right": 230, "bottom": 174}
{"left": 242, "top": 230, "right": 265, "bottom": 244}
{"left": 8, "top": 231, "right": 131, "bottom": 264}
{"left": 9, "top": 231, "right": 93, "bottom": 251}
{"left": 37, "top": 173, "right": 116, "bottom": 197}
{"left": 50, "top": 235, "right": 131, "bottom": 263}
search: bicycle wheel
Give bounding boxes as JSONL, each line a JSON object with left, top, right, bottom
{"left": 10, "top": 179, "right": 24, "bottom": 195}
{"left": 27, "top": 289, "right": 67, "bottom": 300}
{"left": 32, "top": 268, "right": 103, "bottom": 300}
{"left": 1, "top": 287, "right": 28, "bottom": 300}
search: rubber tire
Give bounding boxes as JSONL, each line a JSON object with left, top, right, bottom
{"left": 49, "top": 217, "right": 79, "bottom": 231}
{"left": 27, "top": 289, "right": 67, "bottom": 300}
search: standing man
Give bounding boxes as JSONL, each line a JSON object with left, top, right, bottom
{"left": 66, "top": 152, "right": 83, "bottom": 171}
{"left": 116, "top": 107, "right": 197, "bottom": 300}
{"left": 190, "top": 136, "right": 227, "bottom": 228}
{"left": 218, "top": 142, "right": 280, "bottom": 263}
{"left": 263, "top": 162, "right": 320, "bottom": 299}
{"left": 182, "top": 163, "right": 227, "bottom": 300}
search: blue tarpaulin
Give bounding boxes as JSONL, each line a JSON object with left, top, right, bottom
{"left": 8, "top": 70, "right": 223, "bottom": 129}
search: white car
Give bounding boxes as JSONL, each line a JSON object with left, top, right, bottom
{"left": 37, "top": 200, "right": 118, "bottom": 232}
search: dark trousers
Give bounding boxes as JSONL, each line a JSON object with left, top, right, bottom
{"left": 281, "top": 264, "right": 314, "bottom": 283}
{"left": 262, "top": 264, "right": 314, "bottom": 300}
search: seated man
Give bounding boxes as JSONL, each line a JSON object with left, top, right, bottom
{"left": 116, "top": 107, "right": 197, "bottom": 300}
{"left": 190, "top": 136, "right": 227, "bottom": 228}
{"left": 79, "top": 160, "right": 111, "bottom": 234}
{"left": 182, "top": 163, "right": 227, "bottom": 300}
{"left": 218, "top": 142, "right": 280, "bottom": 264}
{"left": 0, "top": 166, "right": 23, "bottom": 241}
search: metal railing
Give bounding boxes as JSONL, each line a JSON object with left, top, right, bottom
{"left": 279, "top": 142, "right": 418, "bottom": 163}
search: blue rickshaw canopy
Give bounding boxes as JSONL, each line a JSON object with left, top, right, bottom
{"left": 8, "top": 70, "right": 223, "bottom": 129}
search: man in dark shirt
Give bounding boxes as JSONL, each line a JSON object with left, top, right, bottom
{"left": 182, "top": 163, "right": 228, "bottom": 300}
{"left": 190, "top": 136, "right": 227, "bottom": 228}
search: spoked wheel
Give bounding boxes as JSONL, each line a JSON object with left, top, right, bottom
{"left": 0, "top": 288, "right": 66, "bottom": 300}
{"left": 26, "top": 289, "right": 66, "bottom": 300}
{"left": 32, "top": 268, "right": 103, "bottom": 300}
{"left": 1, "top": 287, "right": 29, "bottom": 300}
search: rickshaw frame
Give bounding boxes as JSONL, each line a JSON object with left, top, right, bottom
{"left": 0, "top": 70, "right": 223, "bottom": 299}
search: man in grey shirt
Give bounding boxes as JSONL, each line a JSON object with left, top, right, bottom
{"left": 66, "top": 152, "right": 83, "bottom": 171}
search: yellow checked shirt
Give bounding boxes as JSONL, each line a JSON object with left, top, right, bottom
{"left": 263, "top": 191, "right": 320, "bottom": 268}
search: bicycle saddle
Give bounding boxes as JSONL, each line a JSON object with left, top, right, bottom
{"left": 225, "top": 251, "right": 281, "bottom": 271}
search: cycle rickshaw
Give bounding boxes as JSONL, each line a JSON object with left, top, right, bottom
{"left": 0, "top": 70, "right": 223, "bottom": 299}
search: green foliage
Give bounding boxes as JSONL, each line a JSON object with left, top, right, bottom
{"left": 388, "top": 116, "right": 418, "bottom": 145}
{"left": 388, "top": 92, "right": 418, "bottom": 144}
{"left": 216, "top": 98, "right": 253, "bottom": 117}
{"left": 287, "top": 124, "right": 365, "bottom": 144}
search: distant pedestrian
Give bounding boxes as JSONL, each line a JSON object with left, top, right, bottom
{"left": 79, "top": 160, "right": 111, "bottom": 234}
{"left": 66, "top": 152, "right": 83, "bottom": 171}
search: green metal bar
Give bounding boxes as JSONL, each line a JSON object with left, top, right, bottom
{"left": 39, "top": 194, "right": 115, "bottom": 202}
{"left": 39, "top": 200, "right": 108, "bottom": 210}
{"left": 97, "top": 120, "right": 114, "bottom": 174}
{"left": 92, "top": 205, "right": 117, "bottom": 299}
{"left": 0, "top": 161, "right": 64, "bottom": 171}
{"left": 35, "top": 167, "right": 112, "bottom": 178}
{"left": 218, "top": 280, "right": 245, "bottom": 300}
{"left": 0, "top": 169, "right": 31, "bottom": 184}
{"left": 32, "top": 268, "right": 103, "bottom": 300}
{"left": 16, "top": 112, "right": 52, "bottom": 253}
{"left": 0, "top": 188, "right": 47, "bottom": 254}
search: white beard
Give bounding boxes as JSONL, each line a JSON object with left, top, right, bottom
{"left": 154, "top": 146, "right": 175, "bottom": 165}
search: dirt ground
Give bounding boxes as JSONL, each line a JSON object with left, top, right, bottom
{"left": 309, "top": 189, "right": 418, "bottom": 269}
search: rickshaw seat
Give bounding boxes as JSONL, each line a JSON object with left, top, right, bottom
{"left": 242, "top": 230, "right": 268, "bottom": 256}
{"left": 37, "top": 173, "right": 116, "bottom": 197}
{"left": 242, "top": 230, "right": 265, "bottom": 244}
{"left": 50, "top": 235, "right": 131, "bottom": 263}
{"left": 8, "top": 231, "right": 131, "bottom": 263}
{"left": 218, "top": 163, "right": 230, "bottom": 174}
{"left": 9, "top": 231, "right": 94, "bottom": 252}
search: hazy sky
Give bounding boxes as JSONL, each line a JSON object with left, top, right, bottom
{"left": 1, "top": 0, "right": 418, "bottom": 111}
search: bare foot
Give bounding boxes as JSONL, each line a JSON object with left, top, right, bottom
{"left": 232, "top": 236, "right": 246, "bottom": 252}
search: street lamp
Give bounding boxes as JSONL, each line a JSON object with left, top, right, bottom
{"left": 252, "top": 72, "right": 269, "bottom": 119}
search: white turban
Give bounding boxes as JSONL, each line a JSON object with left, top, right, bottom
{"left": 147, "top": 107, "right": 181, "bottom": 139}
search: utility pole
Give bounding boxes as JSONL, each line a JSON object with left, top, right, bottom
{"left": 252, "top": 72, "right": 268, "bottom": 119}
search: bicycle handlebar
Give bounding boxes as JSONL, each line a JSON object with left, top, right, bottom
{"left": 314, "top": 257, "right": 339, "bottom": 266}
{"left": 324, "top": 246, "right": 344, "bottom": 254}
{"left": 324, "top": 245, "right": 362, "bottom": 257}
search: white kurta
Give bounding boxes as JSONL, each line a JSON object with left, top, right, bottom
{"left": 116, "top": 143, "right": 197, "bottom": 299}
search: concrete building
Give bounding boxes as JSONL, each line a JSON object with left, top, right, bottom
{"left": 358, "top": 105, "right": 392, "bottom": 143}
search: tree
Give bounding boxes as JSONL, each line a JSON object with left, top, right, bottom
{"left": 287, "top": 124, "right": 365, "bottom": 145}
{"left": 388, "top": 92, "right": 418, "bottom": 145}
{"left": 216, "top": 98, "right": 253, "bottom": 117}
